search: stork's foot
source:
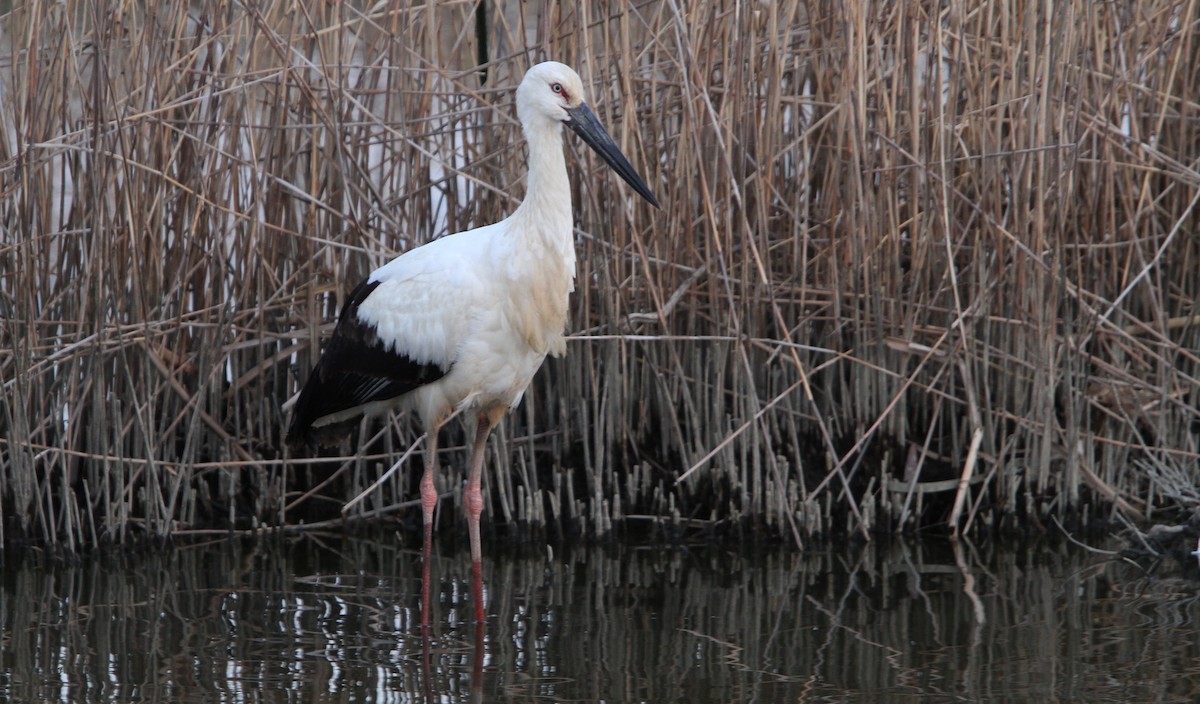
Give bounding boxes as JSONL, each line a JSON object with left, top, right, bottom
{"left": 471, "top": 557, "right": 486, "bottom": 624}
{"left": 420, "top": 520, "right": 434, "bottom": 633}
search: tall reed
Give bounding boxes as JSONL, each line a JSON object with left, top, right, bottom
{"left": 1, "top": 0, "right": 1197, "bottom": 551}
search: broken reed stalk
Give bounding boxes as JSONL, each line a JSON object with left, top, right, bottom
{"left": 1, "top": 0, "right": 1197, "bottom": 552}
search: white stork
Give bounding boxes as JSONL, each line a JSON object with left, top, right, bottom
{"left": 286, "top": 61, "right": 658, "bottom": 620}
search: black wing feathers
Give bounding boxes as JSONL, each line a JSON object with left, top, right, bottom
{"left": 286, "top": 279, "right": 449, "bottom": 450}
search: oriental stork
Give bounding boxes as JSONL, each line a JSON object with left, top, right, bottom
{"left": 286, "top": 61, "right": 658, "bottom": 622}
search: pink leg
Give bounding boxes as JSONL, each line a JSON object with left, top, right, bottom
{"left": 421, "top": 428, "right": 440, "bottom": 536}
{"left": 419, "top": 428, "right": 440, "bottom": 633}
{"left": 466, "top": 411, "right": 499, "bottom": 623}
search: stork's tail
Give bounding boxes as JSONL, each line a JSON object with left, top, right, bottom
{"left": 284, "top": 367, "right": 360, "bottom": 451}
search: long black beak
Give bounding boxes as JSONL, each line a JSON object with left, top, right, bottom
{"left": 565, "top": 103, "right": 660, "bottom": 208}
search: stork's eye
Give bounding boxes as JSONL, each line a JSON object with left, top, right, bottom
{"left": 551, "top": 82, "right": 563, "bottom": 94}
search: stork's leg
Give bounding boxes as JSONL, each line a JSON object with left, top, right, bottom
{"left": 419, "top": 428, "right": 440, "bottom": 633}
{"left": 465, "top": 410, "right": 501, "bottom": 623}
{"left": 420, "top": 429, "right": 440, "bottom": 550}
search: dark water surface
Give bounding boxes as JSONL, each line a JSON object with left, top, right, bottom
{"left": 2, "top": 531, "right": 1199, "bottom": 702}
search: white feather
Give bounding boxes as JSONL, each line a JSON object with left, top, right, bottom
{"left": 353, "top": 206, "right": 574, "bottom": 427}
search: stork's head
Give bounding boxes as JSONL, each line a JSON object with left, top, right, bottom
{"left": 517, "top": 61, "right": 659, "bottom": 208}
{"left": 517, "top": 61, "right": 587, "bottom": 127}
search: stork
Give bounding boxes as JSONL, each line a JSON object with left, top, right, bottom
{"left": 286, "top": 61, "right": 658, "bottom": 622}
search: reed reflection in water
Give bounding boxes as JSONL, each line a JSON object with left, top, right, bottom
{"left": 2, "top": 533, "right": 1199, "bottom": 702}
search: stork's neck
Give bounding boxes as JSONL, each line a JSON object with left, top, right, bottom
{"left": 511, "top": 120, "right": 573, "bottom": 249}
{"left": 499, "top": 116, "right": 577, "bottom": 352}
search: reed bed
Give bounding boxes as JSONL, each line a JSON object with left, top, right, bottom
{"left": 1, "top": 0, "right": 1197, "bottom": 551}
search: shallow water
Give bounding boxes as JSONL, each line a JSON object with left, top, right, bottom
{"left": 2, "top": 531, "right": 1199, "bottom": 702}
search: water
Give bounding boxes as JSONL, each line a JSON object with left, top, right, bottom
{"left": 2, "top": 532, "right": 1199, "bottom": 702}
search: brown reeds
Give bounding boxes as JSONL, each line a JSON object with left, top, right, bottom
{"left": 1, "top": 1, "right": 1197, "bottom": 551}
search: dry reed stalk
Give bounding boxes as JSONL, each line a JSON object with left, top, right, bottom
{"left": 0, "top": 0, "right": 1197, "bottom": 552}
